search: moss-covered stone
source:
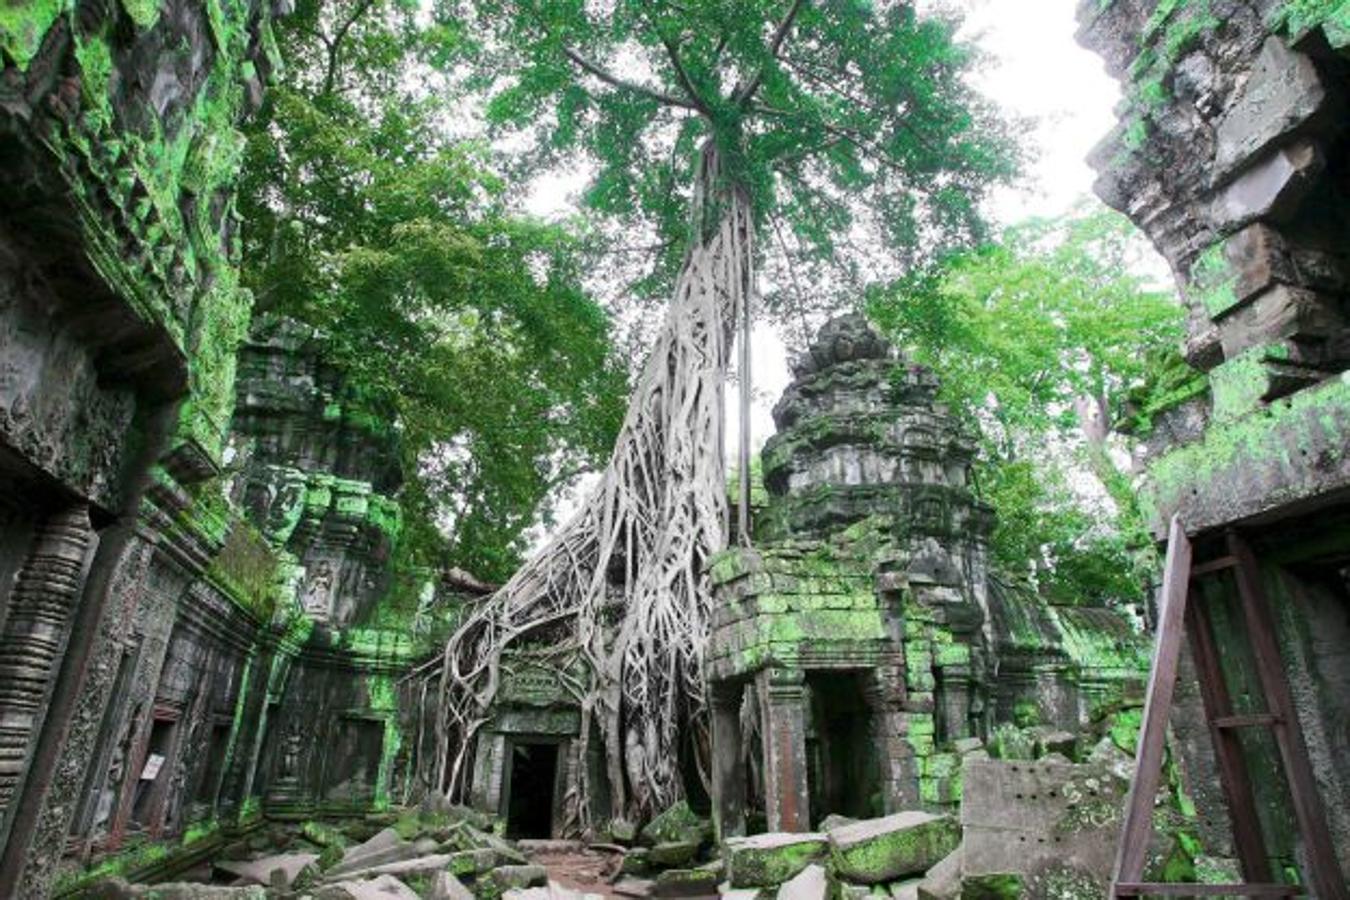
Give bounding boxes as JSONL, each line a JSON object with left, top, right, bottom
{"left": 828, "top": 813, "right": 961, "bottom": 885}
{"left": 724, "top": 833, "right": 829, "bottom": 888}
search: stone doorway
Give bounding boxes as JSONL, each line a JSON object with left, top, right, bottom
{"left": 505, "top": 741, "right": 560, "bottom": 839}
{"left": 806, "top": 672, "right": 875, "bottom": 825}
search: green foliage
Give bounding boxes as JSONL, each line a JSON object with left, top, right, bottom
{"left": 239, "top": 0, "right": 627, "bottom": 580}
{"left": 869, "top": 204, "right": 1186, "bottom": 604}
{"left": 436, "top": 0, "right": 1020, "bottom": 319}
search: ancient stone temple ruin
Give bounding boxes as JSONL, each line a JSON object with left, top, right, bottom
{"left": 0, "top": 3, "right": 470, "bottom": 895}
{"left": 1078, "top": 0, "right": 1350, "bottom": 887}
{"left": 2, "top": 0, "right": 1349, "bottom": 896}
{"left": 705, "top": 316, "right": 1149, "bottom": 855}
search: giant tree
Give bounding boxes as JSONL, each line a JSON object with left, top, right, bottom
{"left": 431, "top": 0, "right": 1019, "bottom": 821}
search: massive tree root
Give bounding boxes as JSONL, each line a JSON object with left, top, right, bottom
{"left": 427, "top": 145, "right": 752, "bottom": 827}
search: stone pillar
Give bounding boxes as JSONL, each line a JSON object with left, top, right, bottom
{"left": 0, "top": 504, "right": 94, "bottom": 839}
{"left": 865, "top": 660, "right": 919, "bottom": 813}
{"left": 471, "top": 732, "right": 507, "bottom": 815}
{"left": 710, "top": 681, "right": 745, "bottom": 840}
{"left": 758, "top": 667, "right": 810, "bottom": 832}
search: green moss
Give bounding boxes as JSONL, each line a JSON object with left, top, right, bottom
{"left": 0, "top": 0, "right": 68, "bottom": 70}
{"left": 1269, "top": 0, "right": 1350, "bottom": 44}
{"left": 961, "top": 873, "right": 1023, "bottom": 899}
{"left": 1143, "top": 373, "right": 1350, "bottom": 530}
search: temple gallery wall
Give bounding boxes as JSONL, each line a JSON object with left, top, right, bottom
{"left": 0, "top": 0, "right": 1347, "bottom": 898}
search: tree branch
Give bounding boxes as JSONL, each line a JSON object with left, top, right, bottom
{"left": 322, "top": 0, "right": 376, "bottom": 96}
{"left": 734, "top": 0, "right": 807, "bottom": 106}
{"left": 561, "top": 45, "right": 700, "bottom": 110}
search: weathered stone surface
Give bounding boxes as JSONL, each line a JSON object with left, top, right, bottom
{"left": 828, "top": 813, "right": 960, "bottom": 885}
{"left": 775, "top": 864, "right": 830, "bottom": 900}
{"left": 959, "top": 758, "right": 1123, "bottom": 895}
{"left": 724, "top": 833, "right": 829, "bottom": 888}
{"left": 641, "top": 801, "right": 709, "bottom": 847}
{"left": 88, "top": 881, "right": 268, "bottom": 899}
{"left": 315, "top": 874, "right": 421, "bottom": 900}
{"left": 915, "top": 848, "right": 961, "bottom": 900}
{"left": 447, "top": 848, "right": 499, "bottom": 876}
{"left": 1214, "top": 37, "right": 1328, "bottom": 180}
{"left": 487, "top": 864, "right": 549, "bottom": 894}
{"left": 330, "top": 829, "right": 432, "bottom": 877}
{"left": 654, "top": 867, "right": 721, "bottom": 898}
{"left": 1212, "top": 139, "right": 1324, "bottom": 230}
{"left": 327, "top": 853, "right": 457, "bottom": 883}
{"left": 215, "top": 852, "right": 319, "bottom": 887}
{"left": 429, "top": 871, "right": 477, "bottom": 900}
{"left": 649, "top": 841, "right": 701, "bottom": 868}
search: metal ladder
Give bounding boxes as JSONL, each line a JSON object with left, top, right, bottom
{"left": 1109, "top": 516, "right": 1347, "bottom": 899}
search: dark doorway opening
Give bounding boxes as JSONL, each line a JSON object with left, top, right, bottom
{"left": 506, "top": 742, "right": 558, "bottom": 839}
{"left": 806, "top": 672, "right": 875, "bottom": 825}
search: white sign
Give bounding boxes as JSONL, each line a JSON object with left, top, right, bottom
{"left": 140, "top": 753, "right": 165, "bottom": 781}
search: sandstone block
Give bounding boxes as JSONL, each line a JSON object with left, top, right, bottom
{"left": 776, "top": 864, "right": 830, "bottom": 900}
{"left": 314, "top": 874, "right": 421, "bottom": 900}
{"left": 724, "top": 833, "right": 829, "bottom": 887}
{"left": 1215, "top": 37, "right": 1327, "bottom": 180}
{"left": 827, "top": 813, "right": 960, "bottom": 885}
{"left": 649, "top": 841, "right": 701, "bottom": 868}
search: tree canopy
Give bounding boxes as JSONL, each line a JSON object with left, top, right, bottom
{"left": 869, "top": 205, "right": 1191, "bottom": 605}
{"left": 239, "top": 0, "right": 627, "bottom": 580}
{"left": 443, "top": 0, "right": 1021, "bottom": 323}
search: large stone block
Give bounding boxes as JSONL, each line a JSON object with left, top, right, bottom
{"left": 827, "top": 813, "right": 960, "bottom": 885}
{"left": 775, "top": 864, "right": 830, "bottom": 900}
{"left": 959, "top": 758, "right": 1123, "bottom": 894}
{"left": 724, "top": 833, "right": 829, "bottom": 887}
{"left": 1215, "top": 37, "right": 1328, "bottom": 181}
{"left": 1212, "top": 139, "right": 1324, "bottom": 230}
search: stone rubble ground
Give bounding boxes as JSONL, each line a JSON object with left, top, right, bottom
{"left": 85, "top": 733, "right": 1134, "bottom": 900}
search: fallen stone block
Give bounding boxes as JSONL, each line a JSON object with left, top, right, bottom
{"left": 615, "top": 877, "right": 657, "bottom": 898}
{"left": 331, "top": 837, "right": 438, "bottom": 876}
{"left": 214, "top": 852, "right": 319, "bottom": 887}
{"left": 818, "top": 814, "right": 857, "bottom": 832}
{"left": 429, "top": 871, "right": 476, "bottom": 900}
{"left": 915, "top": 847, "right": 961, "bottom": 900}
{"left": 649, "top": 840, "right": 701, "bottom": 868}
{"left": 888, "top": 880, "right": 920, "bottom": 900}
{"left": 654, "top": 867, "right": 721, "bottom": 898}
{"left": 641, "top": 801, "right": 710, "bottom": 848}
{"left": 328, "top": 853, "right": 458, "bottom": 883}
{"left": 623, "top": 846, "right": 652, "bottom": 875}
{"left": 828, "top": 813, "right": 960, "bottom": 884}
{"left": 484, "top": 863, "right": 549, "bottom": 897}
{"left": 775, "top": 864, "right": 830, "bottom": 900}
{"left": 720, "top": 889, "right": 764, "bottom": 900}
{"left": 314, "top": 874, "right": 421, "bottom": 900}
{"left": 959, "top": 758, "right": 1125, "bottom": 896}
{"left": 724, "top": 833, "right": 828, "bottom": 887}
{"left": 447, "top": 847, "right": 499, "bottom": 876}
{"left": 94, "top": 882, "right": 267, "bottom": 899}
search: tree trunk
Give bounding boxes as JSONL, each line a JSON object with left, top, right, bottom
{"left": 429, "top": 140, "right": 752, "bottom": 825}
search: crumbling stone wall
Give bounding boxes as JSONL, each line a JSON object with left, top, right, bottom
{"left": 706, "top": 315, "right": 1149, "bottom": 841}
{"left": 1079, "top": 0, "right": 1350, "bottom": 884}
{"left": 0, "top": 5, "right": 465, "bottom": 894}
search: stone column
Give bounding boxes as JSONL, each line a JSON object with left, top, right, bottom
{"left": 865, "top": 661, "right": 919, "bottom": 812}
{"left": 471, "top": 732, "right": 507, "bottom": 815}
{"left": 710, "top": 681, "right": 745, "bottom": 840}
{"left": 0, "top": 504, "right": 94, "bottom": 839}
{"left": 758, "top": 667, "right": 810, "bottom": 833}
